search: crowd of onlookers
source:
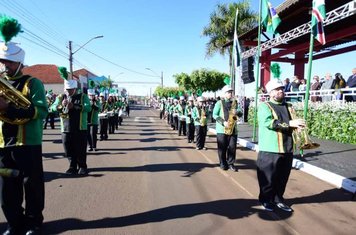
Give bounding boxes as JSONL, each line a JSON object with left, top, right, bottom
{"left": 281, "top": 68, "right": 356, "bottom": 102}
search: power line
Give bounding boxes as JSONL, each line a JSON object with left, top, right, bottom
{"left": 81, "top": 47, "right": 160, "bottom": 78}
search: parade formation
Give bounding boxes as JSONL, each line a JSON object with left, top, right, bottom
{"left": 0, "top": 0, "right": 356, "bottom": 234}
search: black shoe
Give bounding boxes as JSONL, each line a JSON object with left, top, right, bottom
{"left": 188, "top": 140, "right": 192, "bottom": 143}
{"left": 94, "top": 148, "right": 98, "bottom": 151}
{"left": 88, "top": 148, "right": 93, "bottom": 152}
{"left": 65, "top": 167, "right": 77, "bottom": 175}
{"left": 196, "top": 147, "right": 201, "bottom": 150}
{"left": 229, "top": 165, "right": 238, "bottom": 172}
{"left": 78, "top": 168, "right": 89, "bottom": 175}
{"left": 25, "top": 227, "right": 42, "bottom": 235}
{"left": 202, "top": 147, "right": 207, "bottom": 150}
{"left": 261, "top": 202, "right": 274, "bottom": 212}
{"left": 220, "top": 165, "right": 228, "bottom": 171}
{"left": 2, "top": 227, "right": 24, "bottom": 235}
{"left": 276, "top": 202, "right": 293, "bottom": 212}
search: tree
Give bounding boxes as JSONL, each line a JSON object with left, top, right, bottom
{"left": 174, "top": 69, "right": 229, "bottom": 94}
{"left": 202, "top": 1, "right": 257, "bottom": 67}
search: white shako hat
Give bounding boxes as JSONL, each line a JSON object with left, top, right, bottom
{"left": 188, "top": 96, "right": 194, "bottom": 101}
{"left": 266, "top": 79, "right": 284, "bottom": 93}
{"left": 197, "top": 96, "right": 205, "bottom": 102}
{"left": 222, "top": 85, "right": 233, "bottom": 93}
{"left": 179, "top": 96, "right": 185, "bottom": 101}
{"left": 87, "top": 89, "right": 95, "bottom": 95}
{"left": 99, "top": 92, "right": 105, "bottom": 97}
{"left": 64, "top": 80, "right": 78, "bottom": 90}
{"left": 0, "top": 16, "right": 25, "bottom": 64}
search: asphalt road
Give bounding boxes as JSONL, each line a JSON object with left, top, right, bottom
{"left": 1, "top": 105, "right": 355, "bottom": 235}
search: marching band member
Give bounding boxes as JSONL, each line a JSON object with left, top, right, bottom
{"left": 159, "top": 99, "right": 165, "bottom": 119}
{"left": 176, "top": 96, "right": 187, "bottom": 136}
{"left": 171, "top": 99, "right": 179, "bottom": 130}
{"left": 256, "top": 79, "right": 304, "bottom": 212}
{"left": 0, "top": 16, "right": 48, "bottom": 234}
{"left": 43, "top": 92, "right": 55, "bottom": 129}
{"left": 87, "top": 89, "right": 100, "bottom": 151}
{"left": 185, "top": 96, "right": 195, "bottom": 143}
{"left": 192, "top": 96, "right": 209, "bottom": 150}
{"left": 107, "top": 94, "right": 116, "bottom": 134}
{"left": 212, "top": 85, "right": 242, "bottom": 172}
{"left": 99, "top": 93, "right": 109, "bottom": 140}
{"left": 52, "top": 70, "right": 91, "bottom": 175}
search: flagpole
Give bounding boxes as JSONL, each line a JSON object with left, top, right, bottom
{"left": 304, "top": 34, "right": 314, "bottom": 120}
{"left": 252, "top": 0, "right": 263, "bottom": 142}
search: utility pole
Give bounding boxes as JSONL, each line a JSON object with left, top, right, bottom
{"left": 68, "top": 41, "right": 73, "bottom": 79}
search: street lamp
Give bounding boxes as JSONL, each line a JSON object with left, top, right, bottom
{"left": 145, "top": 68, "right": 163, "bottom": 88}
{"left": 68, "top": 35, "right": 104, "bottom": 79}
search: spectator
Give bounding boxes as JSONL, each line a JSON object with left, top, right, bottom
{"left": 321, "top": 73, "right": 334, "bottom": 102}
{"left": 311, "top": 75, "right": 321, "bottom": 102}
{"left": 290, "top": 76, "right": 300, "bottom": 92}
{"left": 331, "top": 73, "right": 346, "bottom": 100}
{"left": 299, "top": 79, "right": 307, "bottom": 92}
{"left": 346, "top": 68, "right": 356, "bottom": 102}
{"left": 284, "top": 78, "right": 291, "bottom": 93}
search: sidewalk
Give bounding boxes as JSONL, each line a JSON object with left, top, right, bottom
{"left": 208, "top": 123, "right": 356, "bottom": 194}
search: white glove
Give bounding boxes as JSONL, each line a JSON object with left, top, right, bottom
{"left": 289, "top": 119, "right": 306, "bottom": 129}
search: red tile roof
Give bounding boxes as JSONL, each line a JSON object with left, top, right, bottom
{"left": 22, "top": 64, "right": 79, "bottom": 84}
{"left": 73, "top": 69, "right": 97, "bottom": 78}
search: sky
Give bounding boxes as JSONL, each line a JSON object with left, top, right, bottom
{"left": 0, "top": 0, "right": 354, "bottom": 97}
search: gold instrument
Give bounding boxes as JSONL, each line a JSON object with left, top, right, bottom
{"left": 224, "top": 99, "right": 237, "bottom": 135}
{"left": 56, "top": 94, "right": 69, "bottom": 118}
{"left": 293, "top": 127, "right": 320, "bottom": 150}
{"left": 200, "top": 106, "right": 207, "bottom": 126}
{"left": 0, "top": 76, "right": 32, "bottom": 125}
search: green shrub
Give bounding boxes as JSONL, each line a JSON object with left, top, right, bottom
{"left": 248, "top": 101, "right": 356, "bottom": 144}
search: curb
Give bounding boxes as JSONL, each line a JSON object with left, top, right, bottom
{"left": 208, "top": 128, "right": 356, "bottom": 194}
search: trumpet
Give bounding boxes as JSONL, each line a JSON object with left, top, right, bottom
{"left": 292, "top": 127, "right": 320, "bottom": 150}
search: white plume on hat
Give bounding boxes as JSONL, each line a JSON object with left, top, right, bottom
{"left": 222, "top": 85, "right": 233, "bottom": 93}
{"left": 266, "top": 79, "right": 285, "bottom": 93}
{"left": 64, "top": 80, "right": 78, "bottom": 90}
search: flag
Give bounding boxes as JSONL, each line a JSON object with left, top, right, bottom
{"left": 261, "top": 0, "right": 281, "bottom": 34}
{"left": 312, "top": 0, "right": 326, "bottom": 45}
{"left": 233, "top": 9, "right": 242, "bottom": 70}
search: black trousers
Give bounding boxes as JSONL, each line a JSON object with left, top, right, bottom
{"left": 44, "top": 112, "right": 55, "bottom": 129}
{"left": 87, "top": 124, "right": 98, "bottom": 149}
{"left": 196, "top": 125, "right": 207, "bottom": 149}
{"left": 216, "top": 134, "right": 237, "bottom": 167}
{"left": 159, "top": 110, "right": 164, "bottom": 119}
{"left": 173, "top": 116, "right": 178, "bottom": 130}
{"left": 108, "top": 116, "right": 115, "bottom": 134}
{"left": 0, "top": 145, "right": 44, "bottom": 229}
{"left": 186, "top": 122, "right": 195, "bottom": 142}
{"left": 256, "top": 151, "right": 293, "bottom": 203}
{"left": 100, "top": 118, "right": 108, "bottom": 140}
{"left": 62, "top": 131, "right": 87, "bottom": 169}
{"left": 114, "top": 114, "right": 119, "bottom": 129}
{"left": 178, "top": 120, "right": 186, "bottom": 136}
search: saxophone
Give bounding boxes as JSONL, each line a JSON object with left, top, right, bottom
{"left": 200, "top": 106, "right": 207, "bottom": 126}
{"left": 292, "top": 126, "right": 320, "bottom": 150}
{"left": 224, "top": 99, "right": 237, "bottom": 135}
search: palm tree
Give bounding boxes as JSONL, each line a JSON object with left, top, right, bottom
{"left": 202, "top": 1, "right": 257, "bottom": 68}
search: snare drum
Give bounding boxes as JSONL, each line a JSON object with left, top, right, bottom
{"left": 99, "top": 113, "right": 108, "bottom": 119}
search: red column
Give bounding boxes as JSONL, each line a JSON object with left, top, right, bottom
{"left": 260, "top": 49, "right": 271, "bottom": 88}
{"left": 294, "top": 51, "right": 305, "bottom": 79}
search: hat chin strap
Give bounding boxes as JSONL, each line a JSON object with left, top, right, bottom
{"left": 13, "top": 63, "right": 22, "bottom": 77}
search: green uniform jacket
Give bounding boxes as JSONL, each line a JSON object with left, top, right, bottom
{"left": 51, "top": 92, "right": 91, "bottom": 132}
{"left": 258, "top": 101, "right": 295, "bottom": 153}
{"left": 88, "top": 100, "right": 101, "bottom": 125}
{"left": 192, "top": 106, "right": 209, "bottom": 126}
{"left": 0, "top": 76, "right": 48, "bottom": 147}
{"left": 185, "top": 105, "right": 194, "bottom": 124}
{"left": 212, "top": 99, "right": 241, "bottom": 135}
